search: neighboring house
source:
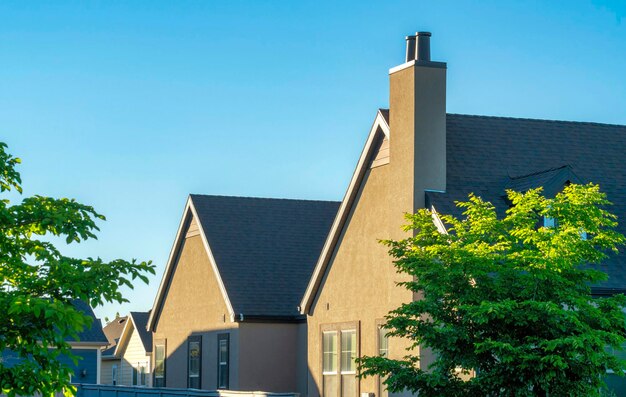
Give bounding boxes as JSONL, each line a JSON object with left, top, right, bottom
{"left": 147, "top": 195, "right": 339, "bottom": 394}
{"left": 1, "top": 300, "right": 108, "bottom": 385}
{"left": 100, "top": 315, "right": 127, "bottom": 385}
{"left": 112, "top": 311, "right": 153, "bottom": 387}
{"left": 299, "top": 32, "right": 626, "bottom": 397}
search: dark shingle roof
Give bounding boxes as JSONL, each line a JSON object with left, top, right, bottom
{"left": 190, "top": 195, "right": 339, "bottom": 318}
{"left": 71, "top": 300, "right": 108, "bottom": 344}
{"left": 130, "top": 311, "right": 152, "bottom": 353}
{"left": 417, "top": 113, "right": 626, "bottom": 289}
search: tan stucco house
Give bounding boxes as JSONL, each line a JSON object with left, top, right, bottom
{"left": 147, "top": 195, "right": 338, "bottom": 393}
{"left": 299, "top": 32, "right": 626, "bottom": 397}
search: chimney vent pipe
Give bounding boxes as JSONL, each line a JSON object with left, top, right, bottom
{"left": 415, "top": 31, "right": 431, "bottom": 62}
{"left": 405, "top": 35, "right": 416, "bottom": 63}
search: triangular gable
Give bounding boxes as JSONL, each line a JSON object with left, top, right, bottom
{"left": 300, "top": 109, "right": 390, "bottom": 314}
{"left": 147, "top": 198, "right": 235, "bottom": 331}
{"left": 115, "top": 312, "right": 153, "bottom": 356}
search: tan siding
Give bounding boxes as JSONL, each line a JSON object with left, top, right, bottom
{"left": 152, "top": 224, "right": 238, "bottom": 390}
{"left": 100, "top": 359, "right": 120, "bottom": 385}
{"left": 119, "top": 323, "right": 151, "bottom": 386}
{"left": 186, "top": 217, "right": 200, "bottom": 238}
{"left": 371, "top": 137, "right": 390, "bottom": 168}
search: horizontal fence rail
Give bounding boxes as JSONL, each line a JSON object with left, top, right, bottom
{"left": 74, "top": 384, "right": 299, "bottom": 397}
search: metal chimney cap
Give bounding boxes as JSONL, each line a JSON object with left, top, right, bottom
{"left": 416, "top": 31, "right": 432, "bottom": 37}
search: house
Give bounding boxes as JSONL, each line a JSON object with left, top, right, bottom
{"left": 109, "top": 311, "right": 153, "bottom": 386}
{"left": 147, "top": 195, "right": 339, "bottom": 393}
{"left": 299, "top": 32, "right": 626, "bottom": 397}
{"left": 1, "top": 300, "right": 108, "bottom": 385}
{"left": 100, "top": 315, "right": 127, "bottom": 385}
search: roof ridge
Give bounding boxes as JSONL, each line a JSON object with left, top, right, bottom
{"left": 447, "top": 113, "right": 626, "bottom": 128}
{"left": 189, "top": 193, "right": 340, "bottom": 204}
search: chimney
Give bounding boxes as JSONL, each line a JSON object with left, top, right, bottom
{"left": 388, "top": 31, "right": 447, "bottom": 213}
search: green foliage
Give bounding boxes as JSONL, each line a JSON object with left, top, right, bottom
{"left": 358, "top": 184, "right": 626, "bottom": 397}
{"left": 0, "top": 142, "right": 155, "bottom": 396}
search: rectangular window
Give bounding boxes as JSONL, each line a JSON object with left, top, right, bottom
{"left": 378, "top": 327, "right": 389, "bottom": 397}
{"left": 112, "top": 364, "right": 118, "bottom": 386}
{"left": 217, "top": 334, "right": 229, "bottom": 389}
{"left": 154, "top": 341, "right": 166, "bottom": 387}
{"left": 132, "top": 362, "right": 148, "bottom": 386}
{"left": 188, "top": 336, "right": 202, "bottom": 389}
{"left": 322, "top": 325, "right": 359, "bottom": 397}
{"left": 323, "top": 331, "right": 338, "bottom": 397}
{"left": 132, "top": 366, "right": 138, "bottom": 386}
{"left": 341, "top": 330, "right": 357, "bottom": 397}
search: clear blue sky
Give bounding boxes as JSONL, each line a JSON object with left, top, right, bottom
{"left": 1, "top": 1, "right": 625, "bottom": 322}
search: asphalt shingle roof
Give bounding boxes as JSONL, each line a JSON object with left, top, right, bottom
{"left": 71, "top": 300, "right": 108, "bottom": 344}
{"left": 190, "top": 195, "right": 339, "bottom": 319}
{"left": 410, "top": 113, "right": 626, "bottom": 290}
{"left": 130, "top": 311, "right": 152, "bottom": 353}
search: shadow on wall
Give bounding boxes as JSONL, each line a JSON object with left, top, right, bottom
{"left": 155, "top": 324, "right": 306, "bottom": 394}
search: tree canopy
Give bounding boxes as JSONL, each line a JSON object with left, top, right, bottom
{"left": 359, "top": 183, "right": 626, "bottom": 397}
{"left": 0, "top": 142, "right": 155, "bottom": 396}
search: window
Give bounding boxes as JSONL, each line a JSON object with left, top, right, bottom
{"left": 543, "top": 216, "right": 556, "bottom": 228}
{"left": 112, "top": 364, "right": 118, "bottom": 386}
{"left": 321, "top": 323, "right": 359, "bottom": 397}
{"left": 188, "top": 336, "right": 202, "bottom": 389}
{"left": 323, "top": 331, "right": 338, "bottom": 397}
{"left": 133, "top": 362, "right": 148, "bottom": 386}
{"left": 341, "top": 330, "right": 357, "bottom": 397}
{"left": 378, "top": 327, "right": 389, "bottom": 397}
{"left": 217, "top": 334, "right": 229, "bottom": 389}
{"left": 154, "top": 341, "right": 166, "bottom": 387}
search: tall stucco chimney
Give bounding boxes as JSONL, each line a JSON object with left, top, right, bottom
{"left": 388, "top": 31, "right": 447, "bottom": 212}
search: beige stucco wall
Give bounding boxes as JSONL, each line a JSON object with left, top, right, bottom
{"left": 238, "top": 322, "right": 306, "bottom": 395}
{"left": 153, "top": 217, "right": 305, "bottom": 393}
{"left": 152, "top": 230, "right": 239, "bottom": 389}
{"left": 306, "top": 61, "right": 446, "bottom": 397}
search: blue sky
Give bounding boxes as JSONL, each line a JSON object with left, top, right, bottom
{"left": 1, "top": 0, "right": 625, "bottom": 322}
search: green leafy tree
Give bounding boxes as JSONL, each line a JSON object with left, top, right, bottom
{"left": 0, "top": 143, "right": 155, "bottom": 396}
{"left": 359, "top": 183, "right": 626, "bottom": 397}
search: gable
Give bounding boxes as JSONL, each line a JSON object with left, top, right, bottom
{"left": 148, "top": 201, "right": 235, "bottom": 331}
{"left": 300, "top": 110, "right": 392, "bottom": 314}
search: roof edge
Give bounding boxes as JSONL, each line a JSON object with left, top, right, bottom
{"left": 147, "top": 198, "right": 237, "bottom": 331}
{"left": 299, "top": 110, "right": 390, "bottom": 315}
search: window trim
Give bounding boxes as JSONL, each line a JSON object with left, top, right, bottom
{"left": 320, "top": 321, "right": 360, "bottom": 397}
{"left": 154, "top": 339, "right": 167, "bottom": 387}
{"left": 376, "top": 319, "right": 389, "bottom": 397}
{"left": 112, "top": 364, "right": 118, "bottom": 386}
{"left": 217, "top": 333, "right": 230, "bottom": 389}
{"left": 187, "top": 335, "right": 202, "bottom": 389}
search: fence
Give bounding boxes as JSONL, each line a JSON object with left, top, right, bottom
{"left": 74, "top": 385, "right": 299, "bottom": 397}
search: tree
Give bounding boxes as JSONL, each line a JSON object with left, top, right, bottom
{"left": 358, "top": 183, "right": 626, "bottom": 397}
{"left": 0, "top": 143, "right": 155, "bottom": 396}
